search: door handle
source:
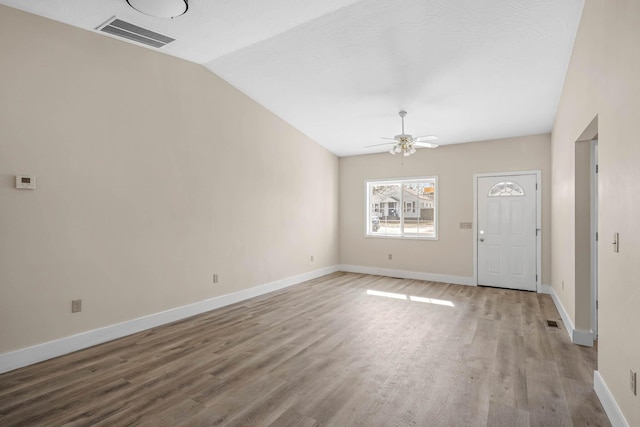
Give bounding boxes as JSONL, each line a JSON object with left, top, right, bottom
{"left": 479, "top": 237, "right": 485, "bottom": 242}
{"left": 479, "top": 230, "right": 485, "bottom": 242}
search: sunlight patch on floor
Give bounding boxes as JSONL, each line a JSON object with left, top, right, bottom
{"left": 366, "top": 290, "right": 407, "bottom": 300}
{"left": 366, "top": 290, "right": 455, "bottom": 307}
{"left": 409, "top": 295, "right": 455, "bottom": 307}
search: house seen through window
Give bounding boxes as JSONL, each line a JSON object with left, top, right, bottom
{"left": 366, "top": 177, "right": 437, "bottom": 239}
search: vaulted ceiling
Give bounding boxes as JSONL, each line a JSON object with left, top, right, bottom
{"left": 0, "top": 0, "right": 584, "bottom": 156}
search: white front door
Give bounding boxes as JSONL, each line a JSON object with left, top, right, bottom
{"left": 477, "top": 174, "right": 537, "bottom": 291}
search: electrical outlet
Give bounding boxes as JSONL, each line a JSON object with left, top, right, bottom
{"left": 388, "top": 254, "right": 392, "bottom": 260}
{"left": 631, "top": 370, "right": 637, "bottom": 396}
{"left": 310, "top": 255, "right": 314, "bottom": 262}
{"left": 213, "top": 274, "right": 219, "bottom": 284}
{"left": 71, "top": 299, "right": 82, "bottom": 313}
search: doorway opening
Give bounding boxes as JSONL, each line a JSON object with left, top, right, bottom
{"left": 574, "top": 114, "right": 598, "bottom": 346}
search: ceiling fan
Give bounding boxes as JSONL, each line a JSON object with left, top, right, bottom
{"left": 366, "top": 111, "right": 439, "bottom": 157}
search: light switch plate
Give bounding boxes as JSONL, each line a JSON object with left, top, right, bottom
{"left": 16, "top": 175, "right": 36, "bottom": 189}
{"left": 459, "top": 222, "right": 472, "bottom": 230}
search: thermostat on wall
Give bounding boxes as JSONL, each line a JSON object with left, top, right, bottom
{"left": 16, "top": 175, "right": 36, "bottom": 189}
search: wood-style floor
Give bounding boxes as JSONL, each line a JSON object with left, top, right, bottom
{"left": 0, "top": 272, "right": 610, "bottom": 426}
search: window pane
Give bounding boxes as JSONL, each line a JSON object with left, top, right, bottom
{"left": 369, "top": 184, "right": 401, "bottom": 235}
{"left": 404, "top": 182, "right": 435, "bottom": 236}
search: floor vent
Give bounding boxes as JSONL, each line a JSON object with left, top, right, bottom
{"left": 96, "top": 17, "right": 175, "bottom": 48}
{"left": 546, "top": 320, "right": 560, "bottom": 328}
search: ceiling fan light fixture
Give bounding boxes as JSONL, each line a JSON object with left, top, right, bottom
{"left": 365, "top": 111, "right": 439, "bottom": 159}
{"left": 126, "top": 0, "right": 188, "bottom": 18}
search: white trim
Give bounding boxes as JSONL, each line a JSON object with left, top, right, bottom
{"left": 473, "top": 171, "right": 542, "bottom": 292}
{"left": 339, "top": 264, "right": 475, "bottom": 286}
{"left": 590, "top": 140, "right": 598, "bottom": 337}
{"left": 473, "top": 177, "right": 478, "bottom": 287}
{"left": 540, "top": 284, "right": 594, "bottom": 346}
{"left": 0, "top": 266, "right": 339, "bottom": 374}
{"left": 572, "top": 329, "right": 595, "bottom": 346}
{"left": 594, "top": 371, "right": 630, "bottom": 427}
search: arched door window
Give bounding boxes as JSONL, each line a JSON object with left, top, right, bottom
{"left": 488, "top": 181, "right": 525, "bottom": 197}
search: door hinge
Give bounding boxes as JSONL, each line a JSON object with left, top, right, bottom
{"left": 596, "top": 300, "right": 599, "bottom": 309}
{"left": 536, "top": 183, "right": 538, "bottom": 190}
{"left": 596, "top": 232, "right": 598, "bottom": 241}
{"left": 536, "top": 274, "right": 538, "bottom": 282}
{"left": 596, "top": 164, "right": 599, "bottom": 174}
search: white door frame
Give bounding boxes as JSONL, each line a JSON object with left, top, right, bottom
{"left": 590, "top": 141, "right": 598, "bottom": 337}
{"left": 473, "top": 170, "right": 542, "bottom": 291}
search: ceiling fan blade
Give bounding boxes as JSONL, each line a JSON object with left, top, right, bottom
{"left": 364, "top": 142, "right": 395, "bottom": 148}
{"left": 414, "top": 142, "right": 439, "bottom": 148}
{"left": 414, "top": 135, "right": 439, "bottom": 141}
{"left": 381, "top": 137, "right": 399, "bottom": 141}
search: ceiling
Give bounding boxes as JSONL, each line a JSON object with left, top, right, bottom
{"left": 0, "top": 0, "right": 584, "bottom": 157}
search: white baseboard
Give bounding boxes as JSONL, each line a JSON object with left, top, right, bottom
{"left": 338, "top": 264, "right": 475, "bottom": 286}
{"left": 540, "top": 284, "right": 594, "bottom": 346}
{"left": 0, "top": 265, "right": 339, "bottom": 374}
{"left": 594, "top": 371, "right": 630, "bottom": 427}
{"left": 572, "top": 328, "right": 595, "bottom": 346}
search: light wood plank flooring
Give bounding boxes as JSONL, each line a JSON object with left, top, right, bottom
{"left": 0, "top": 272, "right": 610, "bottom": 426}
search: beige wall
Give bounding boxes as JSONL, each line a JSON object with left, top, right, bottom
{"left": 3, "top": 1, "right": 639, "bottom": 422}
{"left": 340, "top": 134, "right": 551, "bottom": 283}
{"left": 0, "top": 6, "right": 339, "bottom": 353}
{"left": 552, "top": 0, "right": 640, "bottom": 424}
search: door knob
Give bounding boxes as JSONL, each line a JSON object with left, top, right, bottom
{"left": 479, "top": 230, "right": 484, "bottom": 242}
{"left": 479, "top": 237, "right": 485, "bottom": 242}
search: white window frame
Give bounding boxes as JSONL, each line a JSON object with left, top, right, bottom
{"left": 365, "top": 176, "right": 438, "bottom": 240}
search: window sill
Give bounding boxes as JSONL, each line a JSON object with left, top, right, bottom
{"left": 364, "top": 234, "right": 438, "bottom": 241}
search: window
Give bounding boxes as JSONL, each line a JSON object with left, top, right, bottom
{"left": 366, "top": 177, "right": 437, "bottom": 239}
{"left": 404, "top": 201, "right": 416, "bottom": 213}
{"left": 488, "top": 181, "right": 525, "bottom": 197}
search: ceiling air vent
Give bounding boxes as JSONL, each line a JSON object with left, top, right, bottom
{"left": 96, "top": 17, "right": 175, "bottom": 48}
